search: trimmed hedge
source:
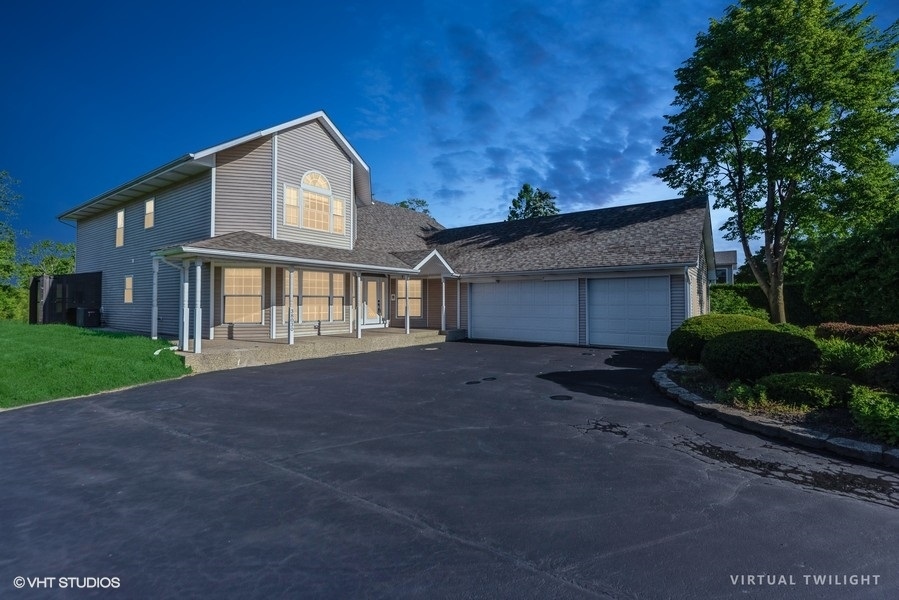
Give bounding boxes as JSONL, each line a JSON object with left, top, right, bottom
{"left": 816, "top": 337, "right": 894, "bottom": 380}
{"left": 709, "top": 283, "right": 822, "bottom": 326}
{"left": 816, "top": 322, "right": 899, "bottom": 353}
{"left": 756, "top": 372, "right": 853, "bottom": 408}
{"left": 849, "top": 386, "right": 899, "bottom": 445}
{"left": 700, "top": 330, "right": 821, "bottom": 382}
{"left": 864, "top": 356, "right": 899, "bottom": 394}
{"left": 667, "top": 314, "right": 775, "bottom": 362}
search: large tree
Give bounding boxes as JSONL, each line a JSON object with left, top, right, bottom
{"left": 507, "top": 183, "right": 559, "bottom": 220}
{"left": 657, "top": 0, "right": 899, "bottom": 322}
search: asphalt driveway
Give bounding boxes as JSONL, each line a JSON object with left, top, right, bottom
{"left": 2, "top": 341, "right": 897, "bottom": 599}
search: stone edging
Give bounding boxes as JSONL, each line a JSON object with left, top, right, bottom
{"left": 652, "top": 360, "right": 899, "bottom": 470}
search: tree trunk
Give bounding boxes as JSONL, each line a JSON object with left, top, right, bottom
{"left": 767, "top": 273, "right": 787, "bottom": 324}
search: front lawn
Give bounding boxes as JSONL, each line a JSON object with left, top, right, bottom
{"left": 0, "top": 321, "right": 190, "bottom": 409}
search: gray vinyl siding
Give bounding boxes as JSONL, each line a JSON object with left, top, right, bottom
{"left": 670, "top": 274, "right": 686, "bottom": 331}
{"left": 275, "top": 121, "right": 353, "bottom": 249}
{"left": 74, "top": 172, "right": 212, "bottom": 336}
{"left": 215, "top": 136, "right": 273, "bottom": 237}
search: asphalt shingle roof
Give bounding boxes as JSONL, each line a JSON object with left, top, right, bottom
{"left": 355, "top": 201, "right": 444, "bottom": 253}
{"left": 428, "top": 196, "right": 709, "bottom": 274}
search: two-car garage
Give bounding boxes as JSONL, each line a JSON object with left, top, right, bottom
{"left": 468, "top": 276, "right": 675, "bottom": 350}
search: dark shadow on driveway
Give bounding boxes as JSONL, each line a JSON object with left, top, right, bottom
{"left": 537, "top": 350, "right": 670, "bottom": 402}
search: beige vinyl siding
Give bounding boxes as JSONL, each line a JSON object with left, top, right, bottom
{"left": 75, "top": 172, "right": 212, "bottom": 336}
{"left": 275, "top": 121, "right": 353, "bottom": 249}
{"left": 215, "top": 136, "right": 273, "bottom": 237}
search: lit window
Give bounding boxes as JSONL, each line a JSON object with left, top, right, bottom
{"left": 397, "top": 279, "right": 423, "bottom": 318}
{"left": 284, "top": 185, "right": 299, "bottom": 226}
{"left": 124, "top": 276, "right": 133, "bottom": 303}
{"left": 223, "top": 268, "right": 263, "bottom": 323}
{"left": 144, "top": 198, "right": 155, "bottom": 229}
{"left": 116, "top": 210, "right": 124, "bottom": 247}
{"left": 287, "top": 271, "right": 346, "bottom": 322}
{"left": 300, "top": 171, "right": 343, "bottom": 234}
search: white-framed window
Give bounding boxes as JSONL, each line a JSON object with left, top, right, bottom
{"left": 144, "top": 198, "right": 155, "bottom": 229}
{"left": 283, "top": 271, "right": 346, "bottom": 323}
{"left": 223, "top": 268, "right": 263, "bottom": 323}
{"left": 284, "top": 185, "right": 299, "bottom": 226}
{"left": 295, "top": 171, "right": 344, "bottom": 234}
{"left": 116, "top": 209, "right": 125, "bottom": 247}
{"left": 124, "top": 276, "right": 133, "bottom": 303}
{"left": 397, "top": 279, "right": 423, "bottom": 318}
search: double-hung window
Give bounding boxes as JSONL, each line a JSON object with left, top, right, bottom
{"left": 124, "top": 276, "right": 133, "bottom": 303}
{"left": 116, "top": 210, "right": 125, "bottom": 247}
{"left": 284, "top": 271, "right": 346, "bottom": 322}
{"left": 284, "top": 171, "right": 344, "bottom": 234}
{"left": 284, "top": 185, "right": 299, "bottom": 226}
{"left": 144, "top": 198, "right": 155, "bottom": 228}
{"left": 397, "top": 279, "right": 423, "bottom": 318}
{"left": 223, "top": 268, "right": 263, "bottom": 323}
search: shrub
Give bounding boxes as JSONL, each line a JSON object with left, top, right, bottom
{"left": 709, "top": 287, "right": 770, "bottom": 320}
{"left": 774, "top": 322, "right": 816, "bottom": 339}
{"left": 756, "top": 372, "right": 853, "bottom": 408}
{"left": 700, "top": 330, "right": 821, "bottom": 382}
{"left": 863, "top": 356, "right": 899, "bottom": 394}
{"left": 849, "top": 386, "right": 899, "bottom": 445}
{"left": 817, "top": 338, "right": 894, "bottom": 380}
{"left": 667, "top": 314, "right": 775, "bottom": 362}
{"left": 816, "top": 323, "right": 899, "bottom": 352}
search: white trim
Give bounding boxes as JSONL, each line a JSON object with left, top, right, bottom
{"left": 151, "top": 259, "right": 159, "bottom": 339}
{"left": 163, "top": 247, "right": 419, "bottom": 275}
{"left": 440, "top": 276, "right": 446, "bottom": 331}
{"left": 272, "top": 133, "right": 278, "bottom": 239}
{"left": 456, "top": 279, "right": 461, "bottom": 329}
{"left": 210, "top": 156, "right": 216, "bottom": 237}
{"left": 209, "top": 262, "right": 215, "bottom": 340}
{"left": 270, "top": 267, "right": 276, "bottom": 340}
{"left": 411, "top": 249, "right": 456, "bottom": 276}
{"left": 181, "top": 262, "right": 190, "bottom": 351}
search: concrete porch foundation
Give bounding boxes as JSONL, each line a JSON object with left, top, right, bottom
{"left": 180, "top": 328, "right": 466, "bottom": 374}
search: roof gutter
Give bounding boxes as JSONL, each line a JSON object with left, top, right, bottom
{"left": 456, "top": 262, "right": 694, "bottom": 280}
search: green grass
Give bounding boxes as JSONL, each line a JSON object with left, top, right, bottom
{"left": 0, "top": 321, "right": 190, "bottom": 408}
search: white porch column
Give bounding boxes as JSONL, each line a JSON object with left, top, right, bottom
{"left": 269, "top": 267, "right": 276, "bottom": 341}
{"left": 356, "top": 273, "right": 363, "bottom": 339}
{"left": 181, "top": 261, "right": 190, "bottom": 352}
{"left": 151, "top": 257, "right": 159, "bottom": 340}
{"left": 456, "top": 278, "right": 461, "bottom": 329}
{"left": 193, "top": 260, "right": 203, "bottom": 354}
{"left": 208, "top": 263, "right": 215, "bottom": 340}
{"left": 404, "top": 275, "right": 410, "bottom": 334}
{"left": 440, "top": 276, "right": 446, "bottom": 331}
{"left": 288, "top": 267, "right": 295, "bottom": 345}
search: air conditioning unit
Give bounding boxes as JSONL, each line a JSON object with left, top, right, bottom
{"left": 76, "top": 307, "right": 101, "bottom": 327}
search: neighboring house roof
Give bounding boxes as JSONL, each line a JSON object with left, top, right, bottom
{"left": 157, "top": 231, "right": 418, "bottom": 274}
{"left": 355, "top": 201, "right": 444, "bottom": 252}
{"left": 58, "top": 111, "right": 372, "bottom": 222}
{"left": 714, "top": 250, "right": 738, "bottom": 268}
{"left": 427, "top": 196, "right": 710, "bottom": 275}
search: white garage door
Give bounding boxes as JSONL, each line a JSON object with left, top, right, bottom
{"left": 588, "top": 277, "right": 670, "bottom": 349}
{"left": 470, "top": 280, "right": 578, "bottom": 345}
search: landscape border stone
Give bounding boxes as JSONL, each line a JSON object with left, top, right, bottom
{"left": 653, "top": 360, "right": 896, "bottom": 469}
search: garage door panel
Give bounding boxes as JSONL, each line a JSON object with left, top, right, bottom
{"left": 588, "top": 277, "right": 670, "bottom": 349}
{"left": 471, "top": 280, "right": 578, "bottom": 345}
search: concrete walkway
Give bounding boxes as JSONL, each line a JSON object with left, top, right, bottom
{"left": 180, "top": 328, "right": 462, "bottom": 373}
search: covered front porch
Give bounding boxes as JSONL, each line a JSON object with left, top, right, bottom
{"left": 151, "top": 236, "right": 465, "bottom": 355}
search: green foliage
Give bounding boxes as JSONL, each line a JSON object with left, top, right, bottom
{"left": 0, "top": 321, "right": 190, "bottom": 408}
{"left": 716, "top": 381, "right": 767, "bottom": 407}
{"left": 816, "top": 322, "right": 899, "bottom": 352}
{"left": 710, "top": 283, "right": 822, "bottom": 326}
{"left": 507, "top": 183, "right": 559, "bottom": 220}
{"left": 656, "top": 0, "right": 899, "bottom": 324}
{"left": 394, "top": 197, "right": 431, "bottom": 215}
{"left": 700, "top": 330, "right": 821, "bottom": 382}
{"left": 734, "top": 239, "right": 821, "bottom": 285}
{"left": 667, "top": 313, "right": 774, "bottom": 362}
{"left": 806, "top": 214, "right": 899, "bottom": 324}
{"left": 849, "top": 386, "right": 899, "bottom": 445}
{"left": 864, "top": 356, "right": 899, "bottom": 393}
{"left": 817, "top": 337, "right": 894, "bottom": 380}
{"left": 757, "top": 372, "right": 853, "bottom": 408}
{"left": 0, "top": 284, "right": 27, "bottom": 321}
{"left": 709, "top": 286, "right": 769, "bottom": 320}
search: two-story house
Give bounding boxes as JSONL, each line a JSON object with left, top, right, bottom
{"left": 59, "top": 111, "right": 714, "bottom": 352}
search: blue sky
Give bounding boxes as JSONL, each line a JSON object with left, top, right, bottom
{"left": 2, "top": 0, "right": 897, "bottom": 261}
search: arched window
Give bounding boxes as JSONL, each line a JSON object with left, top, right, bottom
{"left": 298, "top": 171, "right": 344, "bottom": 233}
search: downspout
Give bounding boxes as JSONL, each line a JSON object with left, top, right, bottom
{"left": 684, "top": 267, "right": 692, "bottom": 319}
